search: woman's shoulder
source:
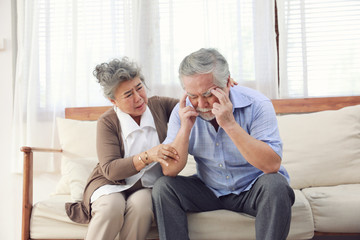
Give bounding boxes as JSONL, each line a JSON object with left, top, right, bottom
{"left": 98, "top": 107, "right": 118, "bottom": 125}
{"left": 148, "top": 95, "right": 177, "bottom": 102}
{"left": 148, "top": 96, "right": 179, "bottom": 108}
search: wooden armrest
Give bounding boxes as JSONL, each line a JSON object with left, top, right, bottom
{"left": 21, "top": 146, "right": 63, "bottom": 153}
{"left": 21, "top": 146, "right": 62, "bottom": 240}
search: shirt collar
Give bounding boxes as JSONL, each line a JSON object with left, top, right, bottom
{"left": 229, "top": 85, "right": 252, "bottom": 109}
{"left": 114, "top": 105, "right": 156, "bottom": 139}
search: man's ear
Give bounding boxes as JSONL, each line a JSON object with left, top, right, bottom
{"left": 109, "top": 98, "right": 116, "bottom": 105}
{"left": 226, "top": 76, "right": 232, "bottom": 89}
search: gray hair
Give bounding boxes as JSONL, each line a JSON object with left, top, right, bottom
{"left": 93, "top": 57, "right": 145, "bottom": 100}
{"left": 178, "top": 48, "right": 230, "bottom": 88}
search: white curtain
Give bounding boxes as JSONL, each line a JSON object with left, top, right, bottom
{"left": 277, "top": 0, "right": 360, "bottom": 98}
{"left": 12, "top": 0, "right": 278, "bottom": 172}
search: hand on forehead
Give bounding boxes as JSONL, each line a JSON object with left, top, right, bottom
{"left": 211, "top": 88, "right": 229, "bottom": 104}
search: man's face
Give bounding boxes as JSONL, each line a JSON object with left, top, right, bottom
{"left": 182, "top": 73, "right": 230, "bottom": 121}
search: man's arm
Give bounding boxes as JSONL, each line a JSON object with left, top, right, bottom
{"left": 158, "top": 93, "right": 198, "bottom": 176}
{"left": 211, "top": 88, "right": 281, "bottom": 174}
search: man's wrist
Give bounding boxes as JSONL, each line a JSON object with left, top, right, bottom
{"left": 221, "top": 119, "right": 238, "bottom": 133}
{"left": 179, "top": 125, "right": 192, "bottom": 136}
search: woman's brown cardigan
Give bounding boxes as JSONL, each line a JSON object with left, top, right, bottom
{"left": 65, "top": 96, "right": 178, "bottom": 224}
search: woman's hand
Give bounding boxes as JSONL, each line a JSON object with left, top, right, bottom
{"left": 157, "top": 144, "right": 180, "bottom": 166}
{"left": 146, "top": 144, "right": 179, "bottom": 166}
{"left": 229, "top": 77, "right": 238, "bottom": 87}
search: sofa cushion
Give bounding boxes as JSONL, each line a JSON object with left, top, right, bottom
{"left": 277, "top": 105, "right": 360, "bottom": 189}
{"left": 31, "top": 190, "right": 314, "bottom": 240}
{"left": 56, "top": 117, "right": 98, "bottom": 159}
{"left": 55, "top": 118, "right": 98, "bottom": 201}
{"left": 302, "top": 184, "right": 360, "bottom": 233}
{"left": 31, "top": 195, "right": 88, "bottom": 239}
{"left": 188, "top": 189, "right": 314, "bottom": 240}
{"left": 30, "top": 195, "right": 159, "bottom": 239}
{"left": 63, "top": 157, "right": 98, "bottom": 201}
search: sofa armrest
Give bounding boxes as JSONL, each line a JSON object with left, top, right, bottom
{"left": 20, "top": 146, "right": 62, "bottom": 240}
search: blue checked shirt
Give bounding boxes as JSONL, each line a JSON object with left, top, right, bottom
{"left": 163, "top": 85, "right": 290, "bottom": 197}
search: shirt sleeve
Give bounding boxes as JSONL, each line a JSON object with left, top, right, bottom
{"left": 249, "top": 100, "right": 283, "bottom": 158}
{"left": 162, "top": 103, "right": 181, "bottom": 144}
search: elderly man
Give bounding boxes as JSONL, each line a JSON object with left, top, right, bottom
{"left": 153, "top": 48, "right": 295, "bottom": 240}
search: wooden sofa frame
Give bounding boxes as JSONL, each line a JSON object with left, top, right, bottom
{"left": 21, "top": 96, "right": 360, "bottom": 240}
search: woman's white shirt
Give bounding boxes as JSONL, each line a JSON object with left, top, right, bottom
{"left": 90, "top": 106, "right": 161, "bottom": 203}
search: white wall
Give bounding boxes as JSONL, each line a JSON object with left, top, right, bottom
{"left": 0, "top": 0, "right": 19, "bottom": 239}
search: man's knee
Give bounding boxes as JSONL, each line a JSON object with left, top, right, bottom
{"left": 152, "top": 176, "right": 176, "bottom": 197}
{"left": 257, "top": 173, "right": 295, "bottom": 203}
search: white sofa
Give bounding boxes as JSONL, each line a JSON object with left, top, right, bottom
{"left": 21, "top": 96, "right": 360, "bottom": 240}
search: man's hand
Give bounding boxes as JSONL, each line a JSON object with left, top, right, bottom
{"left": 211, "top": 88, "right": 235, "bottom": 129}
{"left": 179, "top": 93, "right": 198, "bottom": 131}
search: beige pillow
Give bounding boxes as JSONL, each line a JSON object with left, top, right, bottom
{"left": 179, "top": 155, "right": 197, "bottom": 176}
{"left": 63, "top": 157, "right": 98, "bottom": 201}
{"left": 277, "top": 105, "right": 360, "bottom": 189}
{"left": 56, "top": 118, "right": 98, "bottom": 159}
{"left": 54, "top": 118, "right": 98, "bottom": 201}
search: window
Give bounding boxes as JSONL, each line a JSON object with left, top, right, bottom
{"left": 35, "top": 0, "right": 260, "bottom": 110}
{"left": 158, "top": 0, "right": 256, "bottom": 85}
{"left": 278, "top": 0, "right": 360, "bottom": 98}
{"left": 38, "top": 0, "right": 132, "bottom": 109}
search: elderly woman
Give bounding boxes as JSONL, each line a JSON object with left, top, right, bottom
{"left": 65, "top": 57, "right": 179, "bottom": 240}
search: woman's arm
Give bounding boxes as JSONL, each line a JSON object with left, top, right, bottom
{"left": 97, "top": 106, "right": 180, "bottom": 181}
{"left": 96, "top": 112, "right": 139, "bottom": 182}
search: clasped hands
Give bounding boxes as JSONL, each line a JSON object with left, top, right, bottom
{"left": 145, "top": 144, "right": 179, "bottom": 167}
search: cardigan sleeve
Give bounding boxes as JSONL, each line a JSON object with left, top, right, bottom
{"left": 96, "top": 110, "right": 138, "bottom": 182}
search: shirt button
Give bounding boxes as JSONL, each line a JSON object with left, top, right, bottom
{"left": 226, "top": 175, "right": 230, "bottom": 179}
{"left": 219, "top": 163, "right": 223, "bottom": 168}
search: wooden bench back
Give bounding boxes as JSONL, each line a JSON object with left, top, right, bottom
{"left": 65, "top": 96, "right": 360, "bottom": 120}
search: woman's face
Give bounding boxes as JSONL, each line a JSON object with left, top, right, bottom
{"left": 110, "top": 77, "right": 148, "bottom": 122}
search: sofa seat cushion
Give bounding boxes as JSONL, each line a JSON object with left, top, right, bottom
{"left": 30, "top": 194, "right": 159, "bottom": 239}
{"left": 31, "top": 190, "right": 313, "bottom": 240}
{"left": 302, "top": 184, "right": 360, "bottom": 233}
{"left": 187, "top": 189, "right": 314, "bottom": 240}
{"left": 30, "top": 195, "right": 87, "bottom": 239}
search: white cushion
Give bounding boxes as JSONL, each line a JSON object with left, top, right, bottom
{"left": 31, "top": 191, "right": 314, "bottom": 239}
{"left": 31, "top": 195, "right": 88, "bottom": 239}
{"left": 53, "top": 174, "right": 70, "bottom": 195}
{"left": 31, "top": 195, "right": 159, "bottom": 239}
{"left": 179, "top": 155, "right": 196, "bottom": 176}
{"left": 63, "top": 157, "right": 98, "bottom": 201}
{"left": 188, "top": 189, "right": 314, "bottom": 240}
{"left": 302, "top": 184, "right": 360, "bottom": 233}
{"left": 54, "top": 118, "right": 98, "bottom": 201}
{"left": 277, "top": 105, "right": 360, "bottom": 189}
{"left": 56, "top": 118, "right": 98, "bottom": 159}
